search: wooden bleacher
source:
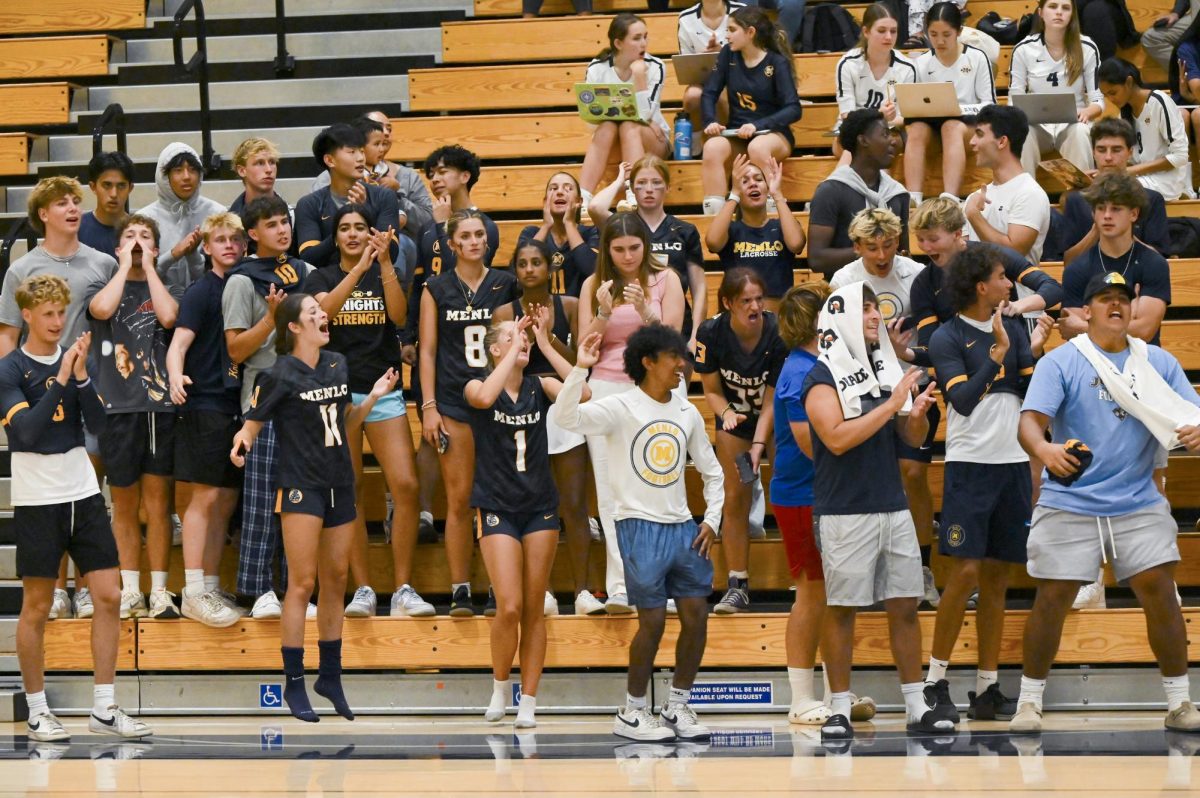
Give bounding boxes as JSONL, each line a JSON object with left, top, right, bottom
{"left": 0, "top": 133, "right": 34, "bottom": 176}
{"left": 0, "top": 35, "right": 114, "bottom": 80}
{"left": 0, "top": 82, "right": 75, "bottom": 127}
{"left": 0, "top": 0, "right": 145, "bottom": 35}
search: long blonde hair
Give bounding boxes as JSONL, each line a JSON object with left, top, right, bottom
{"left": 588, "top": 212, "right": 662, "bottom": 315}
{"left": 1033, "top": 0, "right": 1084, "bottom": 86}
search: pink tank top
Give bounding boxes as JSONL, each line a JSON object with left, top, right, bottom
{"left": 590, "top": 271, "right": 670, "bottom": 383}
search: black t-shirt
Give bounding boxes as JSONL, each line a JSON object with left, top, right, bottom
{"left": 85, "top": 278, "right": 181, "bottom": 414}
{"left": 717, "top": 219, "right": 797, "bottom": 298}
{"left": 305, "top": 262, "right": 405, "bottom": 394}
{"left": 1062, "top": 241, "right": 1171, "bottom": 345}
{"left": 694, "top": 311, "right": 786, "bottom": 440}
{"left": 511, "top": 294, "right": 571, "bottom": 377}
{"left": 800, "top": 361, "right": 909, "bottom": 516}
{"left": 426, "top": 267, "right": 519, "bottom": 420}
{"left": 808, "top": 181, "right": 909, "bottom": 271}
{"left": 247, "top": 350, "right": 354, "bottom": 489}
{"left": 648, "top": 214, "right": 702, "bottom": 331}
{"left": 517, "top": 224, "right": 599, "bottom": 298}
{"left": 79, "top": 212, "right": 117, "bottom": 258}
{"left": 1060, "top": 189, "right": 1169, "bottom": 256}
{"left": 468, "top": 374, "right": 557, "bottom": 512}
{"left": 176, "top": 271, "right": 241, "bottom": 415}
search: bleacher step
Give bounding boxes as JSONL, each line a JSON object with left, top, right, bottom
{"left": 158, "top": 0, "right": 472, "bottom": 20}
{"left": 48, "top": 126, "right": 326, "bottom": 163}
{"left": 124, "top": 28, "right": 441, "bottom": 65}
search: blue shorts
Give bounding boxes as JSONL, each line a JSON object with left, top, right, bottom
{"left": 616, "top": 518, "right": 714, "bottom": 609}
{"left": 939, "top": 461, "right": 1031, "bottom": 564}
{"left": 475, "top": 507, "right": 559, "bottom": 541}
{"left": 276, "top": 485, "right": 357, "bottom": 528}
{"left": 351, "top": 388, "right": 406, "bottom": 423}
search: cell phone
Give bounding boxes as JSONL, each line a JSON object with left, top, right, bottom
{"left": 437, "top": 429, "right": 451, "bottom": 455}
{"left": 1154, "top": 17, "right": 1170, "bottom": 28}
{"left": 735, "top": 451, "right": 756, "bottom": 484}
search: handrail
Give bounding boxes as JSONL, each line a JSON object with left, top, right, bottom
{"left": 90, "top": 103, "right": 127, "bottom": 160}
{"left": 0, "top": 219, "right": 37, "bottom": 281}
{"left": 172, "top": 0, "right": 221, "bottom": 176}
{"left": 274, "top": 0, "right": 295, "bottom": 77}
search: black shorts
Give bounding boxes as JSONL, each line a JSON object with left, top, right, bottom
{"left": 99, "top": 411, "right": 175, "bottom": 488}
{"left": 939, "top": 461, "right": 1031, "bottom": 564}
{"left": 16, "top": 494, "right": 118, "bottom": 578}
{"left": 174, "top": 409, "right": 243, "bottom": 489}
{"left": 896, "top": 400, "right": 939, "bottom": 464}
{"left": 475, "top": 507, "right": 559, "bottom": 541}
{"left": 275, "top": 485, "right": 357, "bottom": 528}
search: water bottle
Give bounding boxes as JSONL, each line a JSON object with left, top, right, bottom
{"left": 674, "top": 113, "right": 692, "bottom": 161}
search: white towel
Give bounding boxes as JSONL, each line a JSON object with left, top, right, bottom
{"left": 816, "top": 281, "right": 911, "bottom": 420}
{"left": 1070, "top": 334, "right": 1200, "bottom": 450}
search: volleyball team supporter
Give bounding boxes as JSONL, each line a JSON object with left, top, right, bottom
{"left": 420, "top": 209, "right": 519, "bottom": 616}
{"left": 469, "top": 315, "right": 584, "bottom": 728}
{"left": 590, "top": 157, "right": 705, "bottom": 351}
{"left": 360, "top": 109, "right": 434, "bottom": 243}
{"left": 1009, "top": 0, "right": 1104, "bottom": 175}
{"left": 81, "top": 151, "right": 135, "bottom": 257}
{"left": 833, "top": 3, "right": 917, "bottom": 167}
{"left": 1097, "top": 57, "right": 1194, "bottom": 201}
{"left": 232, "top": 294, "right": 398, "bottom": 723}
{"left": 557, "top": 324, "right": 724, "bottom": 744}
{"left": 706, "top": 154, "right": 805, "bottom": 310}
{"left": 516, "top": 172, "right": 598, "bottom": 298}
{"left": 307, "top": 205, "right": 431, "bottom": 619}
{"left": 905, "top": 2, "right": 997, "bottom": 205}
{"left": 223, "top": 195, "right": 312, "bottom": 619}
{"left": 5, "top": 275, "right": 151, "bottom": 742}
{"left": 579, "top": 14, "right": 670, "bottom": 202}
{"left": 699, "top": 6, "right": 801, "bottom": 216}
{"left": 696, "top": 269, "right": 785, "bottom": 614}
{"left": 86, "top": 215, "right": 182, "bottom": 621}
{"left": 493, "top": 240, "right": 597, "bottom": 615}
{"left": 677, "top": 0, "right": 746, "bottom": 128}
{"left": 167, "top": 212, "right": 248, "bottom": 628}
{"left": 578, "top": 213, "right": 685, "bottom": 613}
{"left": 1171, "top": 30, "right": 1200, "bottom": 152}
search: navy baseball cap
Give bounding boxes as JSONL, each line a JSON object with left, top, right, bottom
{"left": 1082, "top": 271, "right": 1135, "bottom": 303}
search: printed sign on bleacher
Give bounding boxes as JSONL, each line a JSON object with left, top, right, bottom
{"left": 688, "top": 681, "right": 773, "bottom": 706}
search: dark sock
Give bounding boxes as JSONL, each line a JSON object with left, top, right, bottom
{"left": 282, "top": 646, "right": 319, "bottom": 723}
{"left": 313, "top": 639, "right": 354, "bottom": 720}
{"left": 920, "top": 545, "right": 932, "bottom": 568}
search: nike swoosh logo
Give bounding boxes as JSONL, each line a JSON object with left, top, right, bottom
{"left": 618, "top": 715, "right": 641, "bottom": 728}
{"left": 28, "top": 720, "right": 40, "bottom": 730}
{"left": 544, "top": 514, "right": 554, "bottom": 520}
{"left": 289, "top": 676, "right": 303, "bottom": 682}
{"left": 92, "top": 714, "right": 116, "bottom": 727}
{"left": 966, "top": 340, "right": 976, "bottom": 349}
{"left": 321, "top": 215, "right": 331, "bottom": 220}
{"left": 492, "top": 285, "right": 502, "bottom": 291}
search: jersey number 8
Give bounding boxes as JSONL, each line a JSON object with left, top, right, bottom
{"left": 465, "top": 324, "right": 487, "bottom": 368}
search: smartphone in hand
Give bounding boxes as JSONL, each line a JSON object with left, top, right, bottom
{"left": 735, "top": 451, "right": 756, "bottom": 484}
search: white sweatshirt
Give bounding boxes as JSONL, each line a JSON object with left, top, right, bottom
{"left": 556, "top": 367, "right": 724, "bottom": 533}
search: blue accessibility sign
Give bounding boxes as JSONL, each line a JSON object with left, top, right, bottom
{"left": 688, "top": 681, "right": 773, "bottom": 706}
{"left": 260, "top": 726, "right": 283, "bottom": 751}
{"left": 260, "top": 683, "right": 283, "bottom": 709}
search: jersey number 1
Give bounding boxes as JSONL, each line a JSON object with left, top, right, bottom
{"left": 514, "top": 429, "right": 526, "bottom": 472}
{"left": 320, "top": 403, "right": 342, "bottom": 447}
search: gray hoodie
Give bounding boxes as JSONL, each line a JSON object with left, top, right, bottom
{"left": 136, "top": 142, "right": 225, "bottom": 291}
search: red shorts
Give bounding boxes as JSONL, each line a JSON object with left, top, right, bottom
{"left": 773, "top": 503, "right": 823, "bottom": 581}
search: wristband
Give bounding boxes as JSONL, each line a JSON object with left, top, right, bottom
{"left": 722, "top": 402, "right": 735, "bottom": 416}
{"left": 751, "top": 440, "right": 766, "bottom": 446}
{"left": 727, "top": 192, "right": 740, "bottom": 203}
{"left": 597, "top": 309, "right": 611, "bottom": 320}
{"left": 421, "top": 400, "right": 437, "bottom": 409}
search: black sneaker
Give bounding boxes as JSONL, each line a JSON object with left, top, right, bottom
{"left": 923, "top": 679, "right": 960, "bottom": 724}
{"left": 417, "top": 514, "right": 438, "bottom": 544}
{"left": 821, "top": 713, "right": 853, "bottom": 739}
{"left": 449, "top": 585, "right": 474, "bottom": 617}
{"left": 968, "top": 683, "right": 1018, "bottom": 721}
{"left": 484, "top": 587, "right": 497, "bottom": 618}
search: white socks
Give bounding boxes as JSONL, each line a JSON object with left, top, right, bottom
{"left": 788, "top": 667, "right": 815, "bottom": 704}
{"left": 901, "top": 681, "right": 931, "bottom": 722}
{"left": 93, "top": 684, "right": 115, "bottom": 719}
{"left": 702, "top": 195, "right": 724, "bottom": 216}
{"left": 909, "top": 191, "right": 924, "bottom": 207}
{"left": 26, "top": 690, "right": 49, "bottom": 718}
{"left": 926, "top": 657, "right": 949, "bottom": 685}
{"left": 184, "top": 569, "right": 204, "bottom": 596}
{"left": 204, "top": 574, "right": 220, "bottom": 593}
{"left": 626, "top": 692, "right": 648, "bottom": 712}
{"left": 976, "top": 670, "right": 999, "bottom": 696}
{"left": 150, "top": 571, "right": 167, "bottom": 592}
{"left": 1163, "top": 674, "right": 1191, "bottom": 712}
{"left": 120, "top": 570, "right": 139, "bottom": 594}
{"left": 667, "top": 686, "right": 690, "bottom": 707}
{"left": 729, "top": 570, "right": 748, "bottom": 580}
{"left": 485, "top": 679, "right": 509, "bottom": 722}
{"left": 515, "top": 694, "right": 537, "bottom": 728}
{"left": 1018, "top": 675, "right": 1046, "bottom": 709}
{"left": 829, "top": 690, "right": 852, "bottom": 719}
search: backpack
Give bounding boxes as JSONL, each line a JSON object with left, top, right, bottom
{"left": 977, "top": 11, "right": 1035, "bottom": 46}
{"left": 876, "top": 0, "right": 909, "bottom": 45}
{"left": 1167, "top": 218, "right": 1200, "bottom": 259}
{"left": 798, "top": 3, "right": 859, "bottom": 54}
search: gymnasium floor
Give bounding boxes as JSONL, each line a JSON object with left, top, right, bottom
{"left": 2, "top": 712, "right": 1197, "bottom": 796}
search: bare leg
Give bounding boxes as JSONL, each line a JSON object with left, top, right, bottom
{"left": 481, "top": 534, "right": 524, "bottom": 681}
{"left": 16, "top": 577, "right": 55, "bottom": 693}
{"left": 1128, "top": 563, "right": 1189, "bottom": 677}
{"left": 552, "top": 444, "right": 591, "bottom": 595}
{"left": 786, "top": 575, "right": 827, "bottom": 669}
{"left": 901, "top": 460, "right": 934, "bottom": 553}
{"left": 580, "top": 121, "right": 619, "bottom": 192}
{"left": 141, "top": 475, "right": 173, "bottom": 574}
{"left": 715, "top": 432, "right": 753, "bottom": 574}
{"left": 883, "top": 596, "right": 924, "bottom": 684}
{"left": 627, "top": 606, "right": 667, "bottom": 697}
{"left": 930, "top": 557, "right": 981, "bottom": 662}
{"left": 976, "top": 559, "right": 1012, "bottom": 673}
{"left": 279, "top": 513, "right": 322, "bottom": 649}
{"left": 823, "top": 605, "right": 856, "bottom": 693}
{"left": 344, "top": 414, "right": 371, "bottom": 591}
{"left": 86, "top": 568, "right": 122, "bottom": 684}
{"left": 367, "top": 417, "right": 420, "bottom": 588}
{"left": 315, "top": 522, "right": 353, "bottom": 642}
{"left": 672, "top": 596, "right": 709, "bottom": 689}
{"left": 701, "top": 135, "right": 733, "bottom": 198}
{"left": 903, "top": 121, "right": 932, "bottom": 192}
{"left": 439, "top": 417, "right": 477, "bottom": 585}
{"left": 940, "top": 119, "right": 970, "bottom": 197}
{"left": 1020, "top": 579, "right": 1081, "bottom": 679}
{"left": 518, "top": 529, "right": 559, "bottom": 696}
{"left": 109, "top": 483, "right": 144, "bottom": 575}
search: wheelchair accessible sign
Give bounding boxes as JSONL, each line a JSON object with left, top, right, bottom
{"left": 260, "top": 683, "right": 283, "bottom": 709}
{"left": 689, "top": 681, "right": 773, "bottom": 706}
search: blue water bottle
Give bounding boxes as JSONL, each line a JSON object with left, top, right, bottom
{"left": 674, "top": 113, "right": 692, "bottom": 160}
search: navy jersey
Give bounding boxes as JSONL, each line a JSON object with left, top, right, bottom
{"left": 0, "top": 348, "right": 107, "bottom": 453}
{"left": 701, "top": 46, "right": 802, "bottom": 135}
{"left": 1062, "top": 241, "right": 1170, "bottom": 346}
{"left": 694, "top": 311, "right": 786, "bottom": 440}
{"left": 177, "top": 271, "right": 242, "bottom": 416}
{"left": 247, "top": 350, "right": 354, "bottom": 489}
{"left": 403, "top": 213, "right": 501, "bottom": 346}
{"left": 929, "top": 316, "right": 1033, "bottom": 411}
{"left": 468, "top": 374, "right": 557, "bottom": 512}
{"left": 426, "top": 267, "right": 519, "bottom": 420}
{"left": 512, "top": 294, "right": 571, "bottom": 377}
{"left": 648, "top": 214, "right": 702, "bottom": 333}
{"left": 517, "top": 224, "right": 599, "bottom": 298}
{"left": 717, "top": 219, "right": 797, "bottom": 298}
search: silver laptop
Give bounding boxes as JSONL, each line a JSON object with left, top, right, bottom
{"left": 894, "top": 82, "right": 964, "bottom": 118}
{"left": 672, "top": 52, "right": 718, "bottom": 85}
{"left": 1011, "top": 91, "right": 1078, "bottom": 125}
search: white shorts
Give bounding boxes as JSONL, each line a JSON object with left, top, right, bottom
{"left": 546, "top": 402, "right": 586, "bottom": 456}
{"left": 1027, "top": 500, "right": 1179, "bottom": 584}
{"left": 816, "top": 510, "right": 923, "bottom": 607}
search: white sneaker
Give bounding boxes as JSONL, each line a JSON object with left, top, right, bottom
{"left": 666, "top": 598, "right": 677, "bottom": 615}
{"left": 214, "top": 587, "right": 248, "bottom": 617}
{"left": 119, "top": 590, "right": 146, "bottom": 619}
{"left": 250, "top": 591, "right": 282, "bottom": 619}
{"left": 306, "top": 602, "right": 318, "bottom": 619}
{"left": 89, "top": 706, "right": 152, "bottom": 739}
{"left": 170, "top": 514, "right": 183, "bottom": 546}
{"left": 574, "top": 589, "right": 606, "bottom": 616}
{"left": 48, "top": 588, "right": 70, "bottom": 620}
{"left": 1073, "top": 578, "right": 1106, "bottom": 610}
{"left": 390, "top": 584, "right": 436, "bottom": 617}
{"left": 588, "top": 517, "right": 602, "bottom": 541}
{"left": 922, "top": 567, "right": 940, "bottom": 608}
{"left": 660, "top": 702, "right": 711, "bottom": 741}
{"left": 73, "top": 587, "right": 94, "bottom": 619}
{"left": 613, "top": 707, "right": 675, "bottom": 741}
{"left": 789, "top": 698, "right": 831, "bottom": 725}
{"left": 344, "top": 586, "right": 377, "bottom": 618}
{"left": 181, "top": 589, "right": 240, "bottom": 628}
{"left": 605, "top": 593, "right": 634, "bottom": 615}
{"left": 1176, "top": 582, "right": 1184, "bottom": 606}
{"left": 148, "top": 588, "right": 179, "bottom": 619}
{"left": 27, "top": 712, "right": 70, "bottom": 742}
{"left": 543, "top": 591, "right": 559, "bottom": 616}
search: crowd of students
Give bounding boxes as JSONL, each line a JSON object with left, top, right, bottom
{"left": 9, "top": 0, "right": 1200, "bottom": 745}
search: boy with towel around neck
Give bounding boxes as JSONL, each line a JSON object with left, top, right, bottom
{"left": 801, "top": 281, "right": 954, "bottom": 739}
{"left": 1012, "top": 271, "right": 1200, "bottom": 735}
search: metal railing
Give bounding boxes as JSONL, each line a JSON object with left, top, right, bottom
{"left": 90, "top": 103, "right": 127, "bottom": 160}
{"left": 274, "top": 0, "right": 295, "bottom": 77}
{"left": 172, "top": 0, "right": 221, "bottom": 176}
{"left": 0, "top": 220, "right": 37, "bottom": 279}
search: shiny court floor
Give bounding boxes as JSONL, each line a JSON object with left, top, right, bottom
{"left": 2, "top": 713, "right": 1198, "bottom": 796}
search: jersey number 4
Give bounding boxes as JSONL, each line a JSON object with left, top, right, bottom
{"left": 319, "top": 403, "right": 342, "bottom": 447}
{"left": 1046, "top": 72, "right": 1059, "bottom": 87}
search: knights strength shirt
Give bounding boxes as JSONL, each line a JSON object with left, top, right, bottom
{"left": 694, "top": 311, "right": 786, "bottom": 440}
{"left": 305, "top": 263, "right": 404, "bottom": 394}
{"left": 247, "top": 350, "right": 354, "bottom": 489}
{"left": 469, "top": 375, "right": 557, "bottom": 512}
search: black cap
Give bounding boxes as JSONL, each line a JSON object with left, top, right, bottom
{"left": 1082, "top": 271, "right": 1135, "bottom": 303}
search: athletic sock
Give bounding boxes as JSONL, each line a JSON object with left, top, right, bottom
{"left": 204, "top": 574, "right": 220, "bottom": 593}
{"left": 909, "top": 191, "right": 924, "bottom": 207}
{"left": 919, "top": 546, "right": 932, "bottom": 568}
{"left": 120, "top": 570, "right": 139, "bottom": 594}
{"left": 516, "top": 694, "right": 536, "bottom": 725}
{"left": 729, "top": 570, "right": 749, "bottom": 580}
{"left": 976, "top": 670, "right": 999, "bottom": 696}
{"left": 451, "top": 581, "right": 470, "bottom": 596}
{"left": 281, "top": 646, "right": 318, "bottom": 723}
{"left": 1018, "top": 675, "right": 1046, "bottom": 709}
{"left": 926, "top": 657, "right": 949, "bottom": 685}
{"left": 829, "top": 690, "right": 852, "bottom": 719}
{"left": 625, "top": 692, "right": 648, "bottom": 713}
{"left": 788, "top": 667, "right": 815, "bottom": 704}
{"left": 313, "top": 639, "right": 354, "bottom": 720}
{"left": 702, "top": 195, "right": 725, "bottom": 216}
{"left": 150, "top": 571, "right": 167, "bottom": 592}
{"left": 487, "top": 679, "right": 510, "bottom": 720}
{"left": 184, "top": 569, "right": 204, "bottom": 596}
{"left": 901, "top": 681, "right": 933, "bottom": 722}
{"left": 1163, "top": 674, "right": 1191, "bottom": 712}
{"left": 92, "top": 684, "right": 115, "bottom": 719}
{"left": 419, "top": 510, "right": 434, "bottom": 525}
{"left": 26, "top": 690, "right": 49, "bottom": 718}
{"left": 668, "top": 686, "right": 690, "bottom": 707}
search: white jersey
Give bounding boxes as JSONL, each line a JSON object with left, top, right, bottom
{"left": 1009, "top": 33, "right": 1103, "bottom": 112}
{"left": 965, "top": 172, "right": 1051, "bottom": 264}
{"left": 835, "top": 48, "right": 919, "bottom": 117}
{"left": 914, "top": 44, "right": 997, "bottom": 106}
{"left": 1126, "top": 90, "right": 1194, "bottom": 201}
{"left": 676, "top": 0, "right": 745, "bottom": 56}
{"left": 584, "top": 54, "right": 670, "bottom": 135}
{"left": 829, "top": 255, "right": 924, "bottom": 322}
